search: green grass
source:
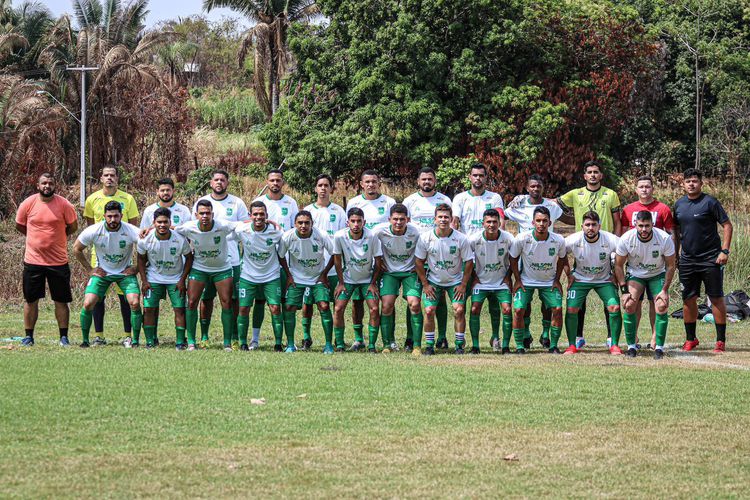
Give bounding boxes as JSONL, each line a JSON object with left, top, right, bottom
{"left": 2, "top": 300, "right": 750, "bottom": 498}
{"left": 188, "top": 88, "right": 266, "bottom": 132}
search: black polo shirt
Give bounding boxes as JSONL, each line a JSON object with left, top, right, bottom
{"left": 673, "top": 193, "right": 729, "bottom": 265}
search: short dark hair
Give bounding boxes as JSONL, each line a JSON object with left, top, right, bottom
{"left": 636, "top": 175, "right": 653, "bottom": 185}
{"left": 683, "top": 168, "right": 702, "bottom": 181}
{"left": 528, "top": 174, "right": 544, "bottom": 185}
{"left": 347, "top": 207, "right": 365, "bottom": 219}
{"left": 533, "top": 206, "right": 551, "bottom": 219}
{"left": 390, "top": 203, "right": 409, "bottom": 216}
{"left": 267, "top": 168, "right": 283, "bottom": 178}
{"left": 635, "top": 210, "right": 653, "bottom": 223}
{"left": 39, "top": 172, "right": 55, "bottom": 181}
{"left": 470, "top": 163, "right": 487, "bottom": 175}
{"left": 418, "top": 167, "right": 436, "bottom": 177}
{"left": 582, "top": 210, "right": 600, "bottom": 223}
{"left": 483, "top": 208, "right": 501, "bottom": 220}
{"left": 157, "top": 177, "right": 174, "bottom": 188}
{"left": 315, "top": 174, "right": 333, "bottom": 188}
{"left": 104, "top": 200, "right": 122, "bottom": 213}
{"left": 211, "top": 169, "right": 229, "bottom": 180}
{"left": 101, "top": 165, "right": 119, "bottom": 178}
{"left": 584, "top": 160, "right": 601, "bottom": 173}
{"left": 434, "top": 203, "right": 452, "bottom": 216}
{"left": 295, "top": 210, "right": 312, "bottom": 221}
{"left": 250, "top": 200, "right": 267, "bottom": 213}
{"left": 153, "top": 207, "right": 171, "bottom": 220}
{"left": 196, "top": 199, "right": 213, "bottom": 211}
{"left": 361, "top": 169, "right": 379, "bottom": 179}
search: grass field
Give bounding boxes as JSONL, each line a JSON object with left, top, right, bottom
{"left": 2, "top": 300, "right": 750, "bottom": 498}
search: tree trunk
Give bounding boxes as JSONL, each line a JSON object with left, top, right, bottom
{"left": 695, "top": 53, "right": 702, "bottom": 170}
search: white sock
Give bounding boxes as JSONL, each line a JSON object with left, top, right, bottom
{"left": 576, "top": 336, "right": 584, "bottom": 342}
{"left": 252, "top": 328, "right": 260, "bottom": 343}
{"left": 655, "top": 345, "right": 664, "bottom": 351}
{"left": 455, "top": 332, "right": 465, "bottom": 343}
{"left": 628, "top": 344, "right": 637, "bottom": 350}
{"left": 425, "top": 331, "right": 435, "bottom": 343}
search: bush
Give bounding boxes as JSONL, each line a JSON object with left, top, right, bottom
{"left": 188, "top": 88, "right": 266, "bottom": 132}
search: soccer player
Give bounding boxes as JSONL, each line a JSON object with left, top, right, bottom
{"left": 373, "top": 204, "right": 424, "bottom": 353}
{"left": 140, "top": 178, "right": 192, "bottom": 230}
{"left": 303, "top": 174, "right": 347, "bottom": 349}
{"left": 332, "top": 208, "right": 384, "bottom": 352}
{"left": 621, "top": 175, "right": 674, "bottom": 349}
{"left": 278, "top": 211, "right": 335, "bottom": 353}
{"left": 504, "top": 174, "right": 563, "bottom": 348}
{"left": 673, "top": 168, "right": 733, "bottom": 353}
{"left": 452, "top": 162, "right": 506, "bottom": 234}
{"left": 563, "top": 211, "right": 622, "bottom": 355}
{"left": 193, "top": 169, "right": 248, "bottom": 348}
{"left": 403, "top": 167, "right": 453, "bottom": 232}
{"left": 83, "top": 165, "right": 139, "bottom": 346}
{"left": 175, "top": 200, "right": 237, "bottom": 351}
{"left": 137, "top": 207, "right": 193, "bottom": 349}
{"left": 15, "top": 173, "right": 78, "bottom": 346}
{"left": 614, "top": 211, "right": 676, "bottom": 359}
{"left": 557, "top": 160, "right": 621, "bottom": 349}
{"left": 415, "top": 203, "right": 474, "bottom": 355}
{"left": 74, "top": 201, "right": 142, "bottom": 348}
{"left": 509, "top": 206, "right": 566, "bottom": 354}
{"left": 233, "top": 201, "right": 284, "bottom": 351}
{"left": 468, "top": 209, "right": 514, "bottom": 354}
{"left": 251, "top": 169, "right": 299, "bottom": 349}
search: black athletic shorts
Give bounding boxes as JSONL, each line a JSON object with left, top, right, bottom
{"left": 22, "top": 262, "right": 73, "bottom": 303}
{"left": 679, "top": 262, "right": 724, "bottom": 300}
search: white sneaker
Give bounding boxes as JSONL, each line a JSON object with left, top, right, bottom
{"left": 122, "top": 337, "right": 133, "bottom": 348}
{"left": 491, "top": 338, "right": 501, "bottom": 352}
{"left": 249, "top": 340, "right": 259, "bottom": 351}
{"left": 187, "top": 344, "right": 196, "bottom": 351}
{"left": 389, "top": 342, "right": 400, "bottom": 352}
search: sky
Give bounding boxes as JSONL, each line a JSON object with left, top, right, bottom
{"left": 41, "top": 0, "right": 247, "bottom": 28}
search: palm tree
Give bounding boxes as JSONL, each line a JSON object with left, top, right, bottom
{"left": 0, "top": 1, "right": 54, "bottom": 72}
{"left": 203, "top": 0, "right": 320, "bottom": 119}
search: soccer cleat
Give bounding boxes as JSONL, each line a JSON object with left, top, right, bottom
{"left": 609, "top": 345, "right": 623, "bottom": 356}
{"left": 122, "top": 337, "right": 133, "bottom": 348}
{"left": 436, "top": 338, "right": 449, "bottom": 349}
{"left": 469, "top": 347, "right": 480, "bottom": 355}
{"left": 274, "top": 344, "right": 283, "bottom": 352}
{"left": 381, "top": 347, "right": 391, "bottom": 354}
{"left": 21, "top": 336, "right": 34, "bottom": 347}
{"left": 335, "top": 346, "right": 345, "bottom": 353}
{"left": 501, "top": 347, "right": 511, "bottom": 355}
{"left": 249, "top": 340, "right": 259, "bottom": 350}
{"left": 654, "top": 348, "right": 664, "bottom": 360}
{"left": 79, "top": 341, "right": 90, "bottom": 348}
{"left": 301, "top": 338, "right": 313, "bottom": 351}
{"left": 368, "top": 347, "right": 378, "bottom": 354}
{"left": 563, "top": 345, "right": 578, "bottom": 355}
{"left": 187, "top": 344, "right": 197, "bottom": 351}
{"left": 549, "top": 347, "right": 561, "bottom": 354}
{"left": 59, "top": 336, "right": 70, "bottom": 347}
{"left": 146, "top": 343, "right": 155, "bottom": 349}
{"left": 412, "top": 347, "right": 422, "bottom": 356}
{"left": 424, "top": 346, "right": 435, "bottom": 356}
{"left": 523, "top": 337, "right": 532, "bottom": 349}
{"left": 515, "top": 348, "right": 526, "bottom": 355}
{"left": 626, "top": 348, "right": 637, "bottom": 357}
{"left": 175, "top": 343, "right": 186, "bottom": 351}
{"left": 240, "top": 344, "right": 249, "bottom": 351}
{"left": 682, "top": 339, "right": 700, "bottom": 351}
{"left": 455, "top": 347, "right": 465, "bottom": 355}
{"left": 199, "top": 339, "right": 210, "bottom": 350}
{"left": 285, "top": 345, "right": 297, "bottom": 353}
{"left": 92, "top": 336, "right": 107, "bottom": 346}
{"left": 224, "top": 346, "right": 233, "bottom": 352}
{"left": 389, "top": 342, "right": 400, "bottom": 352}
{"left": 404, "top": 338, "right": 414, "bottom": 352}
{"left": 575, "top": 337, "right": 586, "bottom": 349}
{"left": 491, "top": 338, "right": 500, "bottom": 353}
{"left": 540, "top": 336, "right": 551, "bottom": 349}
{"left": 153, "top": 337, "right": 160, "bottom": 347}
{"left": 323, "top": 344, "right": 334, "bottom": 355}
{"left": 231, "top": 341, "right": 240, "bottom": 351}
{"left": 131, "top": 343, "right": 140, "bottom": 349}
{"left": 713, "top": 341, "right": 726, "bottom": 353}
{"left": 348, "top": 341, "right": 364, "bottom": 352}
{"left": 606, "top": 337, "right": 612, "bottom": 348}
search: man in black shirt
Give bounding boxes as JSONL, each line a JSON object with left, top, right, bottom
{"left": 673, "top": 168, "right": 733, "bottom": 352}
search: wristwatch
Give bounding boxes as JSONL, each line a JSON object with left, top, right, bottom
{"left": 620, "top": 285, "right": 629, "bottom": 294}
{"left": 721, "top": 249, "right": 730, "bottom": 255}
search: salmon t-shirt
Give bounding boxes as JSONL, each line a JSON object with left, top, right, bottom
{"left": 16, "top": 194, "right": 78, "bottom": 266}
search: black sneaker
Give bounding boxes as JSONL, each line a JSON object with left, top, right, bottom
{"left": 240, "top": 344, "right": 249, "bottom": 351}
{"left": 469, "top": 347, "right": 480, "bottom": 355}
{"left": 273, "top": 344, "right": 283, "bottom": 352}
{"left": 80, "top": 341, "right": 90, "bottom": 348}
{"left": 455, "top": 347, "right": 465, "bottom": 355}
{"left": 301, "top": 338, "right": 313, "bottom": 351}
{"left": 21, "top": 336, "right": 34, "bottom": 346}
{"left": 348, "top": 341, "right": 365, "bottom": 352}
{"left": 175, "top": 343, "right": 187, "bottom": 351}
{"left": 335, "top": 346, "right": 345, "bottom": 353}
{"left": 146, "top": 343, "right": 155, "bottom": 349}
{"left": 93, "top": 336, "right": 107, "bottom": 346}
{"left": 153, "top": 337, "right": 160, "bottom": 347}
{"left": 626, "top": 348, "right": 637, "bottom": 357}
{"left": 654, "top": 349, "right": 664, "bottom": 360}
{"left": 59, "top": 336, "right": 70, "bottom": 347}
{"left": 404, "top": 338, "right": 414, "bottom": 352}
{"left": 368, "top": 347, "right": 377, "bottom": 354}
{"left": 549, "top": 347, "right": 561, "bottom": 354}
{"left": 523, "top": 337, "right": 532, "bottom": 349}
{"left": 540, "top": 336, "right": 550, "bottom": 349}
{"left": 501, "top": 347, "right": 511, "bottom": 355}
{"left": 131, "top": 343, "right": 140, "bottom": 348}
{"left": 436, "top": 338, "right": 448, "bottom": 349}
{"left": 424, "top": 346, "right": 435, "bottom": 356}
{"left": 515, "top": 348, "right": 526, "bottom": 355}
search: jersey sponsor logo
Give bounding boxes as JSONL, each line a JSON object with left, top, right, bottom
{"left": 198, "top": 249, "right": 221, "bottom": 259}
{"left": 213, "top": 236, "right": 221, "bottom": 244}
{"left": 433, "top": 260, "right": 455, "bottom": 270}
{"left": 530, "top": 262, "right": 553, "bottom": 272}
{"left": 484, "top": 263, "right": 503, "bottom": 272}
{"left": 348, "top": 257, "right": 369, "bottom": 267}
{"left": 102, "top": 253, "right": 125, "bottom": 264}
{"left": 389, "top": 254, "right": 410, "bottom": 263}
{"left": 249, "top": 251, "right": 272, "bottom": 262}
{"left": 297, "top": 258, "right": 321, "bottom": 268}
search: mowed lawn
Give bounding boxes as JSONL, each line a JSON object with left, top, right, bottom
{"left": 2, "top": 300, "right": 750, "bottom": 498}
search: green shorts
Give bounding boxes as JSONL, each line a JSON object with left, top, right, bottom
{"left": 337, "top": 282, "right": 377, "bottom": 301}
{"left": 627, "top": 273, "right": 665, "bottom": 300}
{"left": 566, "top": 281, "right": 619, "bottom": 309}
{"left": 238, "top": 277, "right": 282, "bottom": 307}
{"left": 422, "top": 282, "right": 468, "bottom": 308}
{"left": 305, "top": 274, "right": 338, "bottom": 305}
{"left": 380, "top": 271, "right": 422, "bottom": 298}
{"left": 192, "top": 267, "right": 236, "bottom": 300}
{"left": 287, "top": 283, "right": 330, "bottom": 308}
{"left": 85, "top": 274, "right": 140, "bottom": 299}
{"left": 143, "top": 283, "right": 186, "bottom": 309}
{"left": 471, "top": 287, "right": 512, "bottom": 304}
{"left": 513, "top": 286, "right": 563, "bottom": 310}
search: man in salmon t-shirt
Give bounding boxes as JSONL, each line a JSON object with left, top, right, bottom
{"left": 620, "top": 175, "right": 674, "bottom": 349}
{"left": 15, "top": 173, "right": 79, "bottom": 346}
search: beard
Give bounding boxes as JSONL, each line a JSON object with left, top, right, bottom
{"left": 39, "top": 188, "right": 55, "bottom": 198}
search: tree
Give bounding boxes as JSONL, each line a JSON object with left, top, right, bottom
{"left": 0, "top": 1, "right": 54, "bottom": 73}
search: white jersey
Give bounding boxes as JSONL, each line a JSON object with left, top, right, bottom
{"left": 139, "top": 202, "right": 192, "bottom": 230}
{"left": 305, "top": 201, "right": 347, "bottom": 277}
{"left": 565, "top": 231, "right": 619, "bottom": 284}
{"left": 174, "top": 219, "right": 237, "bottom": 272}
{"left": 415, "top": 229, "right": 474, "bottom": 287}
{"left": 469, "top": 230, "right": 514, "bottom": 290}
{"left": 616, "top": 227, "right": 675, "bottom": 279}
{"left": 77, "top": 221, "right": 140, "bottom": 275}
{"left": 346, "top": 194, "right": 396, "bottom": 230}
{"left": 193, "top": 194, "right": 249, "bottom": 266}
{"left": 333, "top": 228, "right": 382, "bottom": 284}
{"left": 279, "top": 227, "right": 333, "bottom": 286}
{"left": 504, "top": 196, "right": 563, "bottom": 234}
{"left": 452, "top": 190, "right": 505, "bottom": 236}
{"left": 510, "top": 231, "right": 566, "bottom": 287}
{"left": 402, "top": 192, "right": 453, "bottom": 233}
{"left": 233, "top": 222, "right": 283, "bottom": 284}
{"left": 372, "top": 222, "right": 421, "bottom": 273}
{"left": 137, "top": 230, "right": 192, "bottom": 284}
{"left": 254, "top": 194, "right": 299, "bottom": 233}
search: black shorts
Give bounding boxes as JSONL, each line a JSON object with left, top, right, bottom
{"left": 22, "top": 263, "right": 73, "bottom": 303}
{"left": 638, "top": 286, "right": 654, "bottom": 302}
{"left": 679, "top": 262, "right": 724, "bottom": 300}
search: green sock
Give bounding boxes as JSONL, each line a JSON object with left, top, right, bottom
{"left": 334, "top": 326, "right": 345, "bottom": 349}
{"left": 80, "top": 308, "right": 92, "bottom": 343}
{"left": 609, "top": 311, "right": 623, "bottom": 346}
{"left": 200, "top": 318, "right": 210, "bottom": 342}
{"left": 436, "top": 299, "right": 448, "bottom": 341}
{"left": 368, "top": 324, "right": 379, "bottom": 349}
{"left": 237, "top": 314, "right": 250, "bottom": 345}
{"left": 550, "top": 325, "right": 562, "bottom": 349}
{"left": 513, "top": 328, "right": 525, "bottom": 350}
{"left": 469, "top": 313, "right": 481, "bottom": 348}
{"left": 502, "top": 313, "right": 512, "bottom": 348}
{"left": 523, "top": 316, "right": 531, "bottom": 340}
{"left": 488, "top": 299, "right": 500, "bottom": 341}
{"left": 175, "top": 326, "right": 186, "bottom": 345}
{"left": 231, "top": 310, "right": 239, "bottom": 343}
{"left": 320, "top": 309, "right": 333, "bottom": 346}
{"left": 564, "top": 311, "right": 578, "bottom": 347}
{"left": 220, "top": 309, "right": 233, "bottom": 347}
{"left": 186, "top": 309, "right": 198, "bottom": 345}
{"left": 381, "top": 314, "right": 394, "bottom": 346}
{"left": 655, "top": 313, "right": 668, "bottom": 348}
{"left": 252, "top": 304, "right": 265, "bottom": 330}
{"left": 353, "top": 324, "right": 364, "bottom": 343}
{"left": 131, "top": 309, "right": 143, "bottom": 344}
{"left": 143, "top": 325, "right": 156, "bottom": 345}
{"left": 541, "top": 319, "right": 551, "bottom": 340}
{"left": 405, "top": 308, "right": 412, "bottom": 343}
{"left": 271, "top": 313, "right": 284, "bottom": 345}
{"left": 410, "top": 310, "right": 423, "bottom": 347}
{"left": 623, "top": 312, "right": 637, "bottom": 346}
{"left": 301, "top": 316, "right": 312, "bottom": 341}
{"left": 283, "top": 311, "right": 296, "bottom": 347}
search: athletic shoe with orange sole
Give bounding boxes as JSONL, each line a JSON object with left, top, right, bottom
{"left": 609, "top": 345, "right": 623, "bottom": 355}
{"left": 713, "top": 341, "right": 725, "bottom": 353}
{"left": 682, "top": 339, "right": 700, "bottom": 351}
{"left": 563, "top": 345, "right": 578, "bottom": 355}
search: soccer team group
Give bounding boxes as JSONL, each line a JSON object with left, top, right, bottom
{"left": 15, "top": 161, "right": 733, "bottom": 358}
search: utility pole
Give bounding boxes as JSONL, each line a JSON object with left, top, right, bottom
{"left": 66, "top": 66, "right": 99, "bottom": 207}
